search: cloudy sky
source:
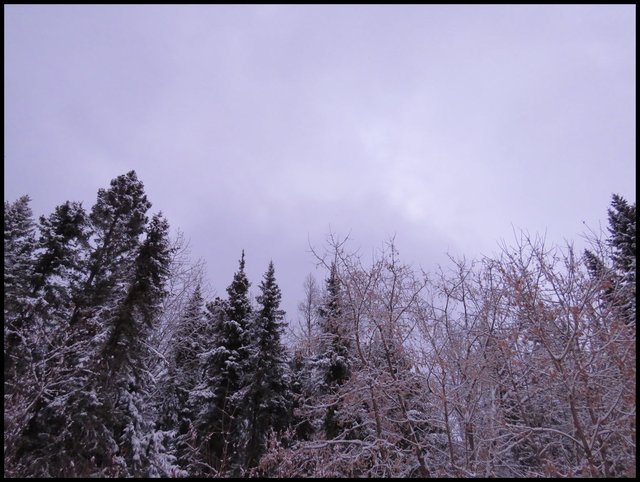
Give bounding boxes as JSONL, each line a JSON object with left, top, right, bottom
{"left": 4, "top": 5, "right": 636, "bottom": 320}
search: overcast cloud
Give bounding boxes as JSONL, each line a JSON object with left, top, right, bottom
{"left": 4, "top": 5, "right": 636, "bottom": 320}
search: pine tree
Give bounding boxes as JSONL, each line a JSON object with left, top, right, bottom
{"left": 8, "top": 176, "right": 174, "bottom": 477}
{"left": 5, "top": 201, "right": 92, "bottom": 475}
{"left": 318, "top": 262, "right": 351, "bottom": 387}
{"left": 100, "top": 213, "right": 172, "bottom": 381}
{"left": 607, "top": 194, "right": 636, "bottom": 325}
{"left": 190, "top": 251, "right": 252, "bottom": 475}
{"left": 608, "top": 194, "right": 636, "bottom": 284}
{"left": 71, "top": 170, "right": 151, "bottom": 325}
{"left": 31, "top": 201, "right": 90, "bottom": 325}
{"left": 244, "top": 261, "right": 292, "bottom": 469}
{"left": 3, "top": 195, "right": 42, "bottom": 476}
{"left": 317, "top": 263, "right": 351, "bottom": 438}
{"left": 4, "top": 195, "right": 37, "bottom": 385}
{"left": 159, "top": 284, "right": 209, "bottom": 471}
{"left": 97, "top": 212, "right": 176, "bottom": 477}
{"left": 585, "top": 194, "right": 636, "bottom": 326}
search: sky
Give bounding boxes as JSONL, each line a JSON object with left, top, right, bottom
{"left": 4, "top": 5, "right": 636, "bottom": 323}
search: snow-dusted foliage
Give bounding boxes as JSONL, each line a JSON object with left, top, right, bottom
{"left": 4, "top": 173, "right": 180, "bottom": 478}
{"left": 259, "top": 238, "right": 437, "bottom": 477}
{"left": 4, "top": 195, "right": 38, "bottom": 385}
{"left": 243, "top": 261, "right": 293, "bottom": 469}
{"left": 4, "top": 185, "right": 635, "bottom": 478}
{"left": 259, "top": 221, "right": 636, "bottom": 478}
{"left": 187, "top": 251, "right": 253, "bottom": 476}
{"left": 157, "top": 283, "right": 210, "bottom": 472}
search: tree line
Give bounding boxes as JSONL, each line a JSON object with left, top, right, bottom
{"left": 4, "top": 171, "right": 635, "bottom": 477}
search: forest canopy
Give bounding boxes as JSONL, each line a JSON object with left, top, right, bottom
{"left": 4, "top": 171, "right": 636, "bottom": 477}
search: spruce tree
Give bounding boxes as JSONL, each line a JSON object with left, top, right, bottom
{"left": 61, "top": 173, "right": 156, "bottom": 476}
{"left": 159, "top": 284, "right": 208, "bottom": 471}
{"left": 100, "top": 213, "right": 172, "bottom": 380}
{"left": 608, "top": 193, "right": 636, "bottom": 284}
{"left": 32, "top": 201, "right": 90, "bottom": 325}
{"left": 4, "top": 195, "right": 37, "bottom": 385}
{"left": 317, "top": 263, "right": 351, "bottom": 438}
{"left": 318, "top": 262, "right": 351, "bottom": 387}
{"left": 5, "top": 201, "right": 91, "bottom": 474}
{"left": 3, "top": 195, "right": 42, "bottom": 476}
{"left": 9, "top": 176, "right": 174, "bottom": 477}
{"left": 190, "top": 251, "right": 252, "bottom": 475}
{"left": 607, "top": 194, "right": 636, "bottom": 324}
{"left": 585, "top": 194, "right": 636, "bottom": 326}
{"left": 98, "top": 212, "right": 175, "bottom": 477}
{"left": 4, "top": 195, "right": 37, "bottom": 301}
{"left": 71, "top": 170, "right": 151, "bottom": 325}
{"left": 244, "top": 261, "right": 292, "bottom": 468}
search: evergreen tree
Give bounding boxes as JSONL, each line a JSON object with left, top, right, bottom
{"left": 71, "top": 170, "right": 151, "bottom": 325}
{"left": 100, "top": 213, "right": 172, "bottom": 380}
{"left": 32, "top": 201, "right": 90, "bottom": 324}
{"left": 608, "top": 194, "right": 636, "bottom": 284}
{"left": 607, "top": 194, "right": 636, "bottom": 324}
{"left": 5, "top": 201, "right": 91, "bottom": 475}
{"left": 3, "top": 195, "right": 43, "bottom": 476}
{"left": 287, "top": 263, "right": 352, "bottom": 448}
{"left": 8, "top": 176, "right": 175, "bottom": 477}
{"left": 57, "top": 173, "right": 157, "bottom": 476}
{"left": 318, "top": 262, "right": 351, "bottom": 387}
{"left": 98, "top": 212, "right": 175, "bottom": 477}
{"left": 159, "top": 284, "right": 208, "bottom": 471}
{"left": 288, "top": 349, "right": 316, "bottom": 442}
{"left": 244, "top": 261, "right": 292, "bottom": 468}
{"left": 4, "top": 195, "right": 37, "bottom": 300}
{"left": 585, "top": 194, "right": 636, "bottom": 326}
{"left": 317, "top": 263, "right": 351, "bottom": 438}
{"left": 4, "top": 195, "right": 37, "bottom": 385}
{"left": 190, "top": 251, "right": 252, "bottom": 475}
{"left": 225, "top": 249, "right": 252, "bottom": 329}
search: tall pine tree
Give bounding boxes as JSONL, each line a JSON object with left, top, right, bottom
{"left": 608, "top": 194, "right": 636, "bottom": 283}
{"left": 97, "top": 212, "right": 176, "bottom": 477}
{"left": 4, "top": 195, "right": 37, "bottom": 386}
{"left": 190, "top": 251, "right": 252, "bottom": 475}
{"left": 9, "top": 175, "right": 176, "bottom": 477}
{"left": 607, "top": 194, "right": 636, "bottom": 325}
{"left": 158, "top": 284, "right": 209, "bottom": 471}
{"left": 244, "top": 261, "right": 292, "bottom": 469}
{"left": 585, "top": 194, "right": 636, "bottom": 326}
{"left": 318, "top": 262, "right": 351, "bottom": 387}
{"left": 31, "top": 201, "right": 91, "bottom": 330}
{"left": 71, "top": 170, "right": 151, "bottom": 326}
{"left": 317, "top": 262, "right": 351, "bottom": 439}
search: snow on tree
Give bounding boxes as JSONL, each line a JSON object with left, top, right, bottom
{"left": 5, "top": 179, "right": 635, "bottom": 478}
{"left": 260, "top": 237, "right": 434, "bottom": 477}
{"left": 189, "top": 251, "right": 253, "bottom": 476}
{"left": 31, "top": 201, "right": 91, "bottom": 331}
{"left": 317, "top": 262, "right": 351, "bottom": 389}
{"left": 157, "top": 283, "right": 210, "bottom": 471}
{"left": 5, "top": 176, "right": 178, "bottom": 477}
{"left": 606, "top": 194, "right": 636, "bottom": 325}
{"left": 4, "top": 195, "right": 37, "bottom": 384}
{"left": 608, "top": 194, "right": 636, "bottom": 283}
{"left": 95, "top": 212, "right": 177, "bottom": 477}
{"left": 70, "top": 170, "right": 151, "bottom": 326}
{"left": 243, "top": 261, "right": 293, "bottom": 469}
